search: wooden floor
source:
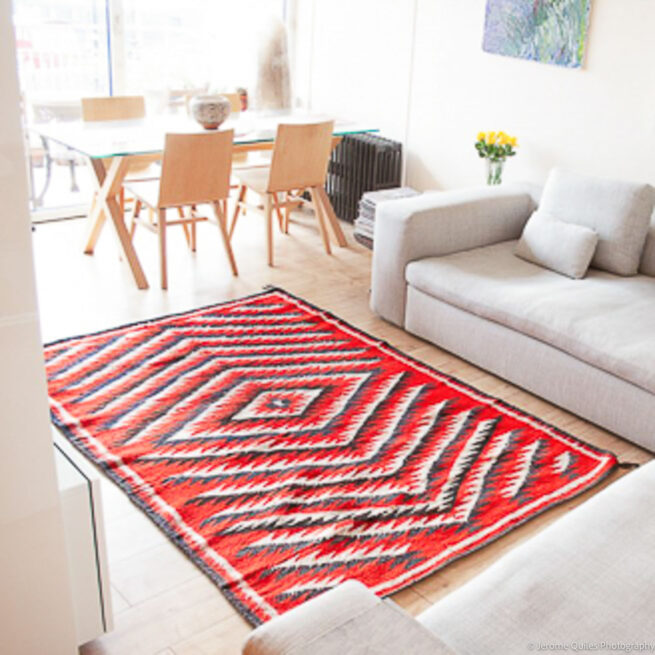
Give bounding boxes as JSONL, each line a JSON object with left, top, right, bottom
{"left": 32, "top": 206, "right": 651, "bottom": 655}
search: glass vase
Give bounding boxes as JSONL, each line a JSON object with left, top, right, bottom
{"left": 486, "top": 158, "right": 505, "bottom": 185}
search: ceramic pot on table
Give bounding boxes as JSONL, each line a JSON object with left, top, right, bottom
{"left": 189, "top": 94, "right": 231, "bottom": 130}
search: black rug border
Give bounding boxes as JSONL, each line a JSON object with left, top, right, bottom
{"left": 46, "top": 286, "right": 620, "bottom": 627}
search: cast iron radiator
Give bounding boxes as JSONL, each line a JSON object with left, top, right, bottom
{"left": 325, "top": 133, "right": 402, "bottom": 223}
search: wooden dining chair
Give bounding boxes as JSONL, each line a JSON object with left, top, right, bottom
{"left": 81, "top": 96, "right": 146, "bottom": 122}
{"left": 124, "top": 131, "right": 238, "bottom": 289}
{"left": 230, "top": 120, "right": 343, "bottom": 266}
{"left": 222, "top": 93, "right": 242, "bottom": 114}
{"left": 81, "top": 95, "right": 159, "bottom": 214}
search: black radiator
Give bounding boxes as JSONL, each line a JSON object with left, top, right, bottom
{"left": 325, "top": 133, "right": 402, "bottom": 223}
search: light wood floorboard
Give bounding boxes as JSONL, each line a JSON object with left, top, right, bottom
{"left": 31, "top": 205, "right": 651, "bottom": 655}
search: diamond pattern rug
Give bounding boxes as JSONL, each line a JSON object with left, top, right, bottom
{"left": 45, "top": 288, "right": 617, "bottom": 624}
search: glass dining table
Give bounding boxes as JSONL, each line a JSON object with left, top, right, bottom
{"left": 33, "top": 112, "right": 378, "bottom": 289}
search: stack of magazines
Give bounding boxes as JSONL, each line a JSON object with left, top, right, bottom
{"left": 354, "top": 187, "right": 420, "bottom": 249}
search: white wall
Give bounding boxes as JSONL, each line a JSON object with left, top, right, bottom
{"left": 299, "top": 0, "right": 655, "bottom": 190}
{"left": 0, "top": 2, "right": 78, "bottom": 653}
{"left": 296, "top": 0, "right": 417, "bottom": 144}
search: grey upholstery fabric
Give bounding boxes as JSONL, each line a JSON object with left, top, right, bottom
{"left": 539, "top": 168, "right": 655, "bottom": 276}
{"left": 370, "top": 184, "right": 536, "bottom": 326}
{"left": 639, "top": 211, "right": 655, "bottom": 276}
{"left": 242, "top": 580, "right": 453, "bottom": 655}
{"left": 417, "top": 461, "right": 655, "bottom": 654}
{"left": 405, "top": 241, "right": 655, "bottom": 395}
{"left": 515, "top": 210, "right": 598, "bottom": 279}
{"left": 243, "top": 581, "right": 378, "bottom": 655}
{"left": 405, "top": 287, "right": 655, "bottom": 452}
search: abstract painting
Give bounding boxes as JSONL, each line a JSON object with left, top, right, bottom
{"left": 483, "top": 0, "right": 591, "bottom": 68}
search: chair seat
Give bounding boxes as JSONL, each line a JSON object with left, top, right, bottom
{"left": 234, "top": 166, "right": 271, "bottom": 194}
{"left": 232, "top": 150, "right": 272, "bottom": 170}
{"left": 123, "top": 179, "right": 161, "bottom": 208}
{"left": 124, "top": 161, "right": 161, "bottom": 182}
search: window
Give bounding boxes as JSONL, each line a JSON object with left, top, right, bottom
{"left": 12, "top": 0, "right": 285, "bottom": 217}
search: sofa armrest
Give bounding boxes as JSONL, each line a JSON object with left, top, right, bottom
{"left": 243, "top": 581, "right": 379, "bottom": 655}
{"left": 242, "top": 580, "right": 454, "bottom": 655}
{"left": 370, "top": 184, "right": 536, "bottom": 326}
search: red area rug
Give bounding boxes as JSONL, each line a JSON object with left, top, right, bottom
{"left": 45, "top": 288, "right": 616, "bottom": 625}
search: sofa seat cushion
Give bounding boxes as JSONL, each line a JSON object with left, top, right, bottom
{"left": 405, "top": 240, "right": 655, "bottom": 394}
{"left": 416, "top": 461, "right": 655, "bottom": 654}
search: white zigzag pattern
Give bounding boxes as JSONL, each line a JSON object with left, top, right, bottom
{"left": 272, "top": 544, "right": 412, "bottom": 572}
{"left": 117, "top": 363, "right": 379, "bottom": 443}
{"left": 177, "top": 393, "right": 450, "bottom": 489}
{"left": 503, "top": 439, "right": 542, "bottom": 498}
{"left": 54, "top": 321, "right": 328, "bottom": 389}
{"left": 201, "top": 428, "right": 515, "bottom": 540}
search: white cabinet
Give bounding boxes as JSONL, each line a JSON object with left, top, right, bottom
{"left": 54, "top": 436, "right": 113, "bottom": 645}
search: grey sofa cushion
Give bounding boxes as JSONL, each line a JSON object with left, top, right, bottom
{"left": 417, "top": 462, "right": 655, "bottom": 654}
{"left": 539, "top": 168, "right": 654, "bottom": 276}
{"left": 405, "top": 241, "right": 655, "bottom": 394}
{"left": 243, "top": 580, "right": 453, "bottom": 655}
{"left": 515, "top": 210, "right": 598, "bottom": 279}
{"left": 640, "top": 211, "right": 655, "bottom": 276}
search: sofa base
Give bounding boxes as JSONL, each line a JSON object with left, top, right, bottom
{"left": 405, "top": 286, "right": 655, "bottom": 452}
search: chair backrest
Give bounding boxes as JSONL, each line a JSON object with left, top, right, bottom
{"left": 267, "top": 121, "right": 334, "bottom": 193}
{"left": 158, "top": 130, "right": 234, "bottom": 207}
{"left": 222, "top": 93, "right": 242, "bottom": 115}
{"left": 81, "top": 96, "right": 146, "bottom": 122}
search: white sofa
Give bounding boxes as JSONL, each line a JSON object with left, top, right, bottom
{"left": 370, "top": 178, "right": 655, "bottom": 451}
{"left": 242, "top": 460, "right": 655, "bottom": 654}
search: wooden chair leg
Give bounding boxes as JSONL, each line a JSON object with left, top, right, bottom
{"left": 212, "top": 201, "right": 238, "bottom": 276}
{"left": 265, "top": 194, "right": 274, "bottom": 266}
{"left": 284, "top": 192, "right": 291, "bottom": 234}
{"left": 158, "top": 208, "right": 168, "bottom": 290}
{"left": 191, "top": 220, "right": 197, "bottom": 252}
{"left": 129, "top": 199, "right": 142, "bottom": 239}
{"left": 230, "top": 185, "right": 246, "bottom": 238}
{"left": 309, "top": 187, "right": 332, "bottom": 255}
{"left": 178, "top": 207, "right": 193, "bottom": 249}
{"left": 274, "top": 193, "right": 285, "bottom": 232}
{"left": 316, "top": 186, "right": 347, "bottom": 247}
{"left": 120, "top": 188, "right": 126, "bottom": 216}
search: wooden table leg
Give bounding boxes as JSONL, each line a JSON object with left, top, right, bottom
{"left": 212, "top": 202, "right": 239, "bottom": 276}
{"left": 309, "top": 187, "right": 332, "bottom": 255}
{"left": 84, "top": 156, "right": 149, "bottom": 289}
{"left": 83, "top": 159, "right": 108, "bottom": 254}
{"left": 315, "top": 186, "right": 347, "bottom": 247}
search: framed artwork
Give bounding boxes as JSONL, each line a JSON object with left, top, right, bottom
{"left": 483, "top": 0, "right": 591, "bottom": 69}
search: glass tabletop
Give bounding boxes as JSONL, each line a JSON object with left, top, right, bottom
{"left": 31, "top": 111, "right": 379, "bottom": 159}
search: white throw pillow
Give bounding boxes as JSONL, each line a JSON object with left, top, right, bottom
{"left": 515, "top": 210, "right": 599, "bottom": 279}
{"left": 539, "top": 168, "right": 655, "bottom": 276}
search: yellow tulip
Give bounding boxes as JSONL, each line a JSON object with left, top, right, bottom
{"left": 498, "top": 133, "right": 508, "bottom": 145}
{"left": 486, "top": 132, "right": 496, "bottom": 144}
{"left": 477, "top": 132, "right": 486, "bottom": 142}
{"left": 509, "top": 136, "right": 518, "bottom": 147}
